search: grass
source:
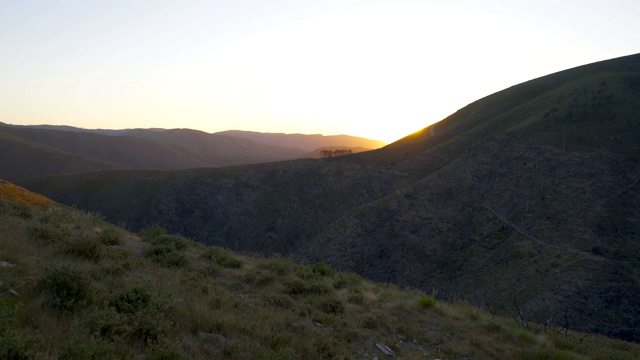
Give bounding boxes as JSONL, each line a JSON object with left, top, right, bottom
{"left": 1, "top": 197, "right": 640, "bottom": 359}
{"left": 0, "top": 179, "right": 53, "bottom": 207}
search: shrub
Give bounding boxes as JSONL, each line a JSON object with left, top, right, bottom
{"left": 58, "top": 338, "right": 117, "bottom": 360}
{"left": 518, "top": 330, "right": 535, "bottom": 343}
{"left": 284, "top": 279, "right": 308, "bottom": 295}
{"left": 142, "top": 233, "right": 190, "bottom": 268}
{"left": 307, "top": 283, "right": 331, "bottom": 295}
{"left": 145, "top": 244, "right": 188, "bottom": 268}
{"left": 309, "top": 262, "right": 335, "bottom": 276}
{"left": 90, "top": 301, "right": 171, "bottom": 345}
{"left": 485, "top": 321, "right": 501, "bottom": 332}
{"left": 264, "top": 294, "right": 294, "bottom": 309}
{"left": 147, "top": 341, "right": 188, "bottom": 360}
{"left": 295, "top": 267, "right": 322, "bottom": 280}
{"left": 132, "top": 311, "right": 170, "bottom": 344}
{"left": 297, "top": 262, "right": 335, "bottom": 280}
{"left": 110, "top": 287, "right": 151, "bottom": 314}
{"left": 418, "top": 293, "right": 436, "bottom": 309}
{"left": 27, "top": 223, "right": 69, "bottom": 244}
{"left": 138, "top": 225, "right": 167, "bottom": 241}
{"left": 150, "top": 234, "right": 189, "bottom": 251}
{"left": 242, "top": 269, "right": 276, "bottom": 286}
{"left": 0, "top": 334, "right": 29, "bottom": 360}
{"left": 257, "top": 258, "right": 297, "bottom": 276}
{"left": 347, "top": 292, "right": 365, "bottom": 305}
{"left": 98, "top": 227, "right": 121, "bottom": 246}
{"left": 319, "top": 298, "right": 345, "bottom": 315}
{"left": 63, "top": 237, "right": 103, "bottom": 262}
{"left": 332, "top": 272, "right": 362, "bottom": 290}
{"left": 361, "top": 314, "right": 384, "bottom": 329}
{"left": 0, "top": 332, "right": 48, "bottom": 360}
{"left": 0, "top": 200, "right": 33, "bottom": 219}
{"left": 202, "top": 246, "right": 242, "bottom": 268}
{"left": 89, "top": 308, "right": 131, "bottom": 342}
{"left": 283, "top": 279, "right": 331, "bottom": 296}
{"left": 36, "top": 267, "right": 93, "bottom": 312}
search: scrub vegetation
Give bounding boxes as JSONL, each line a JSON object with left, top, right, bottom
{"left": 2, "top": 194, "right": 639, "bottom": 359}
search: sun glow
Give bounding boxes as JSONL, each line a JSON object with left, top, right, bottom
{"left": 1, "top": 1, "right": 639, "bottom": 143}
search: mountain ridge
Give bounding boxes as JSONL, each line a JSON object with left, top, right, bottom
{"left": 0, "top": 123, "right": 385, "bottom": 179}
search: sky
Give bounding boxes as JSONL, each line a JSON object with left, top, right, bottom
{"left": 1, "top": 1, "right": 639, "bottom": 143}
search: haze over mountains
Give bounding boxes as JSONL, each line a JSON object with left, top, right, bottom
{"left": 0, "top": 122, "right": 385, "bottom": 180}
{"left": 10, "top": 53, "right": 640, "bottom": 342}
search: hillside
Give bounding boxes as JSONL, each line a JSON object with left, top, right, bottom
{"left": 16, "top": 160, "right": 414, "bottom": 255}
{"left": 216, "top": 130, "right": 387, "bottom": 152}
{"left": 0, "top": 124, "right": 385, "bottom": 175}
{"left": 0, "top": 131, "right": 119, "bottom": 180}
{"left": 114, "top": 128, "right": 307, "bottom": 166}
{"left": 18, "top": 53, "right": 640, "bottom": 342}
{"left": 1, "top": 183, "right": 639, "bottom": 359}
{"left": 0, "top": 123, "right": 210, "bottom": 171}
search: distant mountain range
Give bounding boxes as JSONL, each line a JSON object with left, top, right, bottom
{"left": 15, "top": 53, "right": 640, "bottom": 342}
{"left": 0, "top": 123, "right": 385, "bottom": 180}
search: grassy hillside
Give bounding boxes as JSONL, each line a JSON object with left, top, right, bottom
{"left": 18, "top": 53, "right": 640, "bottom": 342}
{"left": 2, "top": 185, "right": 640, "bottom": 359}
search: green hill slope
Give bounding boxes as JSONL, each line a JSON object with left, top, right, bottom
{"left": 2, "top": 183, "right": 639, "bottom": 359}
{"left": 17, "top": 53, "right": 640, "bottom": 342}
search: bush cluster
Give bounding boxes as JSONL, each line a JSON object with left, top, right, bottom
{"left": 144, "top": 243, "right": 188, "bottom": 268}
{"left": 284, "top": 278, "right": 331, "bottom": 296}
{"left": 202, "top": 246, "right": 243, "bottom": 268}
{"left": 109, "top": 287, "right": 151, "bottom": 314}
{"left": 36, "top": 267, "right": 93, "bottom": 312}
{"left": 139, "top": 226, "right": 190, "bottom": 267}
{"left": 63, "top": 237, "right": 103, "bottom": 262}
{"left": 418, "top": 293, "right": 437, "bottom": 309}
{"left": 98, "top": 227, "right": 121, "bottom": 246}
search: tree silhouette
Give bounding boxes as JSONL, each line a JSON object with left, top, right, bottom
{"left": 321, "top": 149, "right": 352, "bottom": 158}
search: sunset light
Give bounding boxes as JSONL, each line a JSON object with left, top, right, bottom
{"left": 1, "top": 0, "right": 639, "bottom": 143}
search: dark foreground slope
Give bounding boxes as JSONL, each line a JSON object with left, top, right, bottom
{"left": 19, "top": 53, "right": 640, "bottom": 341}
{"left": 2, "top": 181, "right": 640, "bottom": 359}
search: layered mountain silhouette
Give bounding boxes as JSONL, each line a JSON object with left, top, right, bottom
{"left": 17, "top": 53, "right": 640, "bottom": 341}
{"left": 0, "top": 123, "right": 384, "bottom": 180}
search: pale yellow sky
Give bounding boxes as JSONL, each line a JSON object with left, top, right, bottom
{"left": 1, "top": 1, "right": 639, "bottom": 143}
